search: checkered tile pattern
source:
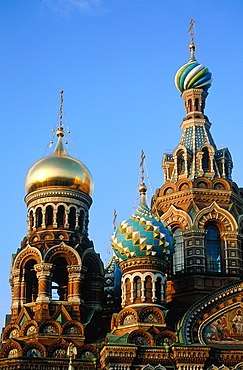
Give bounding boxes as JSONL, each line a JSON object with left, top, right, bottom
{"left": 111, "top": 204, "right": 174, "bottom": 261}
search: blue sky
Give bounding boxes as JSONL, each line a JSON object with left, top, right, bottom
{"left": 1, "top": 0, "right": 243, "bottom": 328}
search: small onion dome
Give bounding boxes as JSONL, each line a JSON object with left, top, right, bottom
{"left": 175, "top": 42, "right": 212, "bottom": 93}
{"left": 25, "top": 127, "right": 93, "bottom": 196}
{"left": 111, "top": 184, "right": 174, "bottom": 262}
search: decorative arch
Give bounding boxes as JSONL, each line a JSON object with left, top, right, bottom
{"left": 23, "top": 342, "right": 46, "bottom": 358}
{"left": 39, "top": 320, "right": 61, "bottom": 335}
{"left": 79, "top": 344, "right": 98, "bottom": 360}
{"left": 47, "top": 338, "right": 69, "bottom": 358}
{"left": 82, "top": 250, "right": 104, "bottom": 275}
{"left": 139, "top": 306, "right": 165, "bottom": 324}
{"left": 0, "top": 339, "right": 23, "bottom": 359}
{"left": 62, "top": 320, "right": 84, "bottom": 336}
{"left": 176, "top": 178, "right": 192, "bottom": 192}
{"left": 161, "top": 204, "right": 192, "bottom": 230}
{"left": 193, "top": 202, "right": 238, "bottom": 232}
{"left": 2, "top": 325, "right": 20, "bottom": 341}
{"left": 116, "top": 307, "right": 139, "bottom": 326}
{"left": 193, "top": 177, "right": 212, "bottom": 189}
{"left": 44, "top": 242, "right": 81, "bottom": 265}
{"left": 20, "top": 320, "right": 38, "bottom": 336}
{"left": 178, "top": 280, "right": 243, "bottom": 345}
{"left": 12, "top": 244, "right": 42, "bottom": 270}
{"left": 212, "top": 178, "right": 230, "bottom": 191}
{"left": 128, "top": 329, "right": 154, "bottom": 346}
{"left": 155, "top": 330, "right": 176, "bottom": 346}
{"left": 160, "top": 182, "right": 176, "bottom": 196}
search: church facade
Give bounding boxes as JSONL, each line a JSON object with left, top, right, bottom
{"left": 0, "top": 28, "right": 243, "bottom": 370}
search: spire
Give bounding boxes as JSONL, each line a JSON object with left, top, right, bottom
{"left": 138, "top": 150, "right": 147, "bottom": 206}
{"left": 188, "top": 18, "right": 196, "bottom": 61}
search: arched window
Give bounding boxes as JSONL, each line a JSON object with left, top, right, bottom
{"left": 51, "top": 257, "right": 68, "bottom": 300}
{"left": 134, "top": 277, "right": 141, "bottom": 299}
{"left": 177, "top": 151, "right": 185, "bottom": 175}
{"left": 206, "top": 224, "right": 221, "bottom": 272}
{"left": 173, "top": 228, "right": 184, "bottom": 274}
{"left": 79, "top": 210, "right": 84, "bottom": 232}
{"left": 195, "top": 98, "right": 199, "bottom": 111}
{"left": 36, "top": 207, "right": 42, "bottom": 228}
{"left": 57, "top": 205, "right": 65, "bottom": 227}
{"left": 45, "top": 205, "right": 53, "bottom": 227}
{"left": 188, "top": 99, "right": 192, "bottom": 112}
{"left": 25, "top": 259, "right": 38, "bottom": 303}
{"left": 69, "top": 207, "right": 76, "bottom": 229}
{"left": 202, "top": 147, "right": 210, "bottom": 172}
{"left": 155, "top": 277, "right": 162, "bottom": 301}
{"left": 29, "top": 211, "right": 34, "bottom": 230}
{"left": 145, "top": 276, "right": 152, "bottom": 300}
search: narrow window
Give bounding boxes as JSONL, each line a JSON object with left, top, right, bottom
{"left": 202, "top": 147, "right": 210, "bottom": 171}
{"left": 206, "top": 224, "right": 221, "bottom": 272}
{"left": 173, "top": 228, "right": 184, "bottom": 273}
{"left": 45, "top": 205, "right": 53, "bottom": 227}
{"left": 68, "top": 207, "right": 76, "bottom": 229}
{"left": 36, "top": 207, "right": 42, "bottom": 228}
{"left": 57, "top": 205, "right": 65, "bottom": 227}
{"left": 155, "top": 277, "right": 162, "bottom": 301}
{"left": 134, "top": 277, "right": 141, "bottom": 299}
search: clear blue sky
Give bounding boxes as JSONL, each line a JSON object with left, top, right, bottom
{"left": 1, "top": 0, "right": 243, "bottom": 329}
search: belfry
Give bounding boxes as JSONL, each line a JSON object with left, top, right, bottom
{"left": 1, "top": 21, "right": 243, "bottom": 370}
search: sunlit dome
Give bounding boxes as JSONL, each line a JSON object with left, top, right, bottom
{"left": 111, "top": 183, "right": 174, "bottom": 262}
{"left": 25, "top": 127, "right": 93, "bottom": 196}
{"left": 175, "top": 41, "right": 212, "bottom": 93}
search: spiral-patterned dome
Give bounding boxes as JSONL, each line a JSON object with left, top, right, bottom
{"left": 111, "top": 185, "right": 174, "bottom": 262}
{"left": 175, "top": 42, "right": 212, "bottom": 93}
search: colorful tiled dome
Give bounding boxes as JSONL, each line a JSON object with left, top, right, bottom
{"left": 175, "top": 42, "right": 212, "bottom": 93}
{"left": 111, "top": 184, "right": 174, "bottom": 262}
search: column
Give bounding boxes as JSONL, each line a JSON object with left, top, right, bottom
{"left": 11, "top": 269, "right": 22, "bottom": 308}
{"left": 34, "top": 263, "right": 53, "bottom": 302}
{"left": 67, "top": 265, "right": 82, "bottom": 303}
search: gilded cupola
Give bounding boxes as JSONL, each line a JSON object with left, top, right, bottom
{"left": 25, "top": 92, "right": 93, "bottom": 196}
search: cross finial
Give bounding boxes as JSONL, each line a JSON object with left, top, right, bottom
{"left": 188, "top": 18, "right": 196, "bottom": 61}
{"left": 188, "top": 18, "right": 195, "bottom": 43}
{"left": 140, "top": 150, "right": 146, "bottom": 184}
{"left": 113, "top": 209, "right": 117, "bottom": 233}
{"left": 59, "top": 90, "right": 64, "bottom": 127}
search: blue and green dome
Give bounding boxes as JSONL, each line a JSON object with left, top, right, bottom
{"left": 111, "top": 198, "right": 174, "bottom": 262}
{"left": 175, "top": 43, "right": 212, "bottom": 93}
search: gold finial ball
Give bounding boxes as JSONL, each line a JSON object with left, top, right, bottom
{"left": 138, "top": 183, "right": 147, "bottom": 193}
{"left": 59, "top": 90, "right": 64, "bottom": 94}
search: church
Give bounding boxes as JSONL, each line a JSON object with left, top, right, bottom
{"left": 1, "top": 23, "right": 243, "bottom": 370}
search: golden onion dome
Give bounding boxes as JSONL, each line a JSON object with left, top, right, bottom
{"left": 25, "top": 127, "right": 94, "bottom": 196}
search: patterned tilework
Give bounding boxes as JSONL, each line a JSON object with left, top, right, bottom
{"left": 111, "top": 204, "right": 174, "bottom": 261}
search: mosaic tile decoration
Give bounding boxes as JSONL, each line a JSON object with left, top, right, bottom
{"left": 111, "top": 204, "right": 174, "bottom": 261}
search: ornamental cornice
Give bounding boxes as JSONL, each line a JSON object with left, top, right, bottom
{"left": 25, "top": 187, "right": 92, "bottom": 208}
{"left": 28, "top": 197, "right": 89, "bottom": 210}
{"left": 120, "top": 258, "right": 168, "bottom": 272}
{"left": 182, "top": 229, "right": 207, "bottom": 236}
{"left": 156, "top": 188, "right": 232, "bottom": 203}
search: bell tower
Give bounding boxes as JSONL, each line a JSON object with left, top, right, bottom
{"left": 152, "top": 21, "right": 243, "bottom": 320}
{"left": 1, "top": 92, "right": 104, "bottom": 364}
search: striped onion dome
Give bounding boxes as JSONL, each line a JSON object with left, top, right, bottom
{"left": 111, "top": 183, "right": 174, "bottom": 262}
{"left": 175, "top": 42, "right": 212, "bottom": 93}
